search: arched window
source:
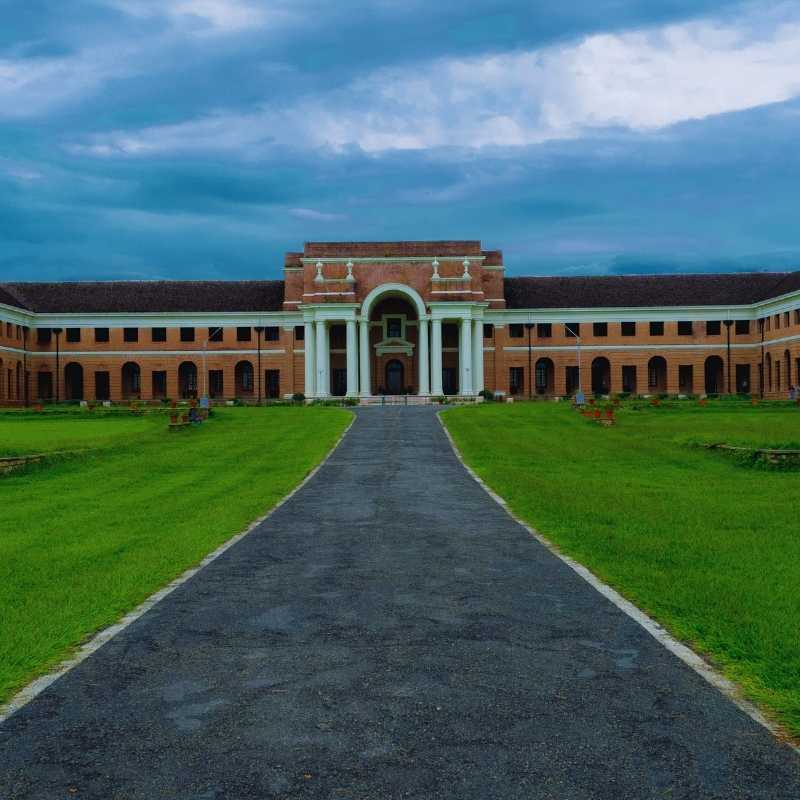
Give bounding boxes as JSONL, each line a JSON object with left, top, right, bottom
{"left": 535, "top": 358, "right": 554, "bottom": 395}
{"left": 704, "top": 356, "right": 724, "bottom": 395}
{"left": 64, "top": 362, "right": 84, "bottom": 401}
{"left": 121, "top": 362, "right": 141, "bottom": 399}
{"left": 235, "top": 360, "right": 254, "bottom": 395}
{"left": 647, "top": 356, "right": 667, "bottom": 392}
{"left": 178, "top": 361, "right": 198, "bottom": 399}
{"left": 591, "top": 357, "right": 610, "bottom": 395}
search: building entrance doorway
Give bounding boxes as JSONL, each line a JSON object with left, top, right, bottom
{"left": 331, "top": 368, "right": 347, "bottom": 397}
{"left": 442, "top": 367, "right": 457, "bottom": 395}
{"left": 385, "top": 360, "right": 404, "bottom": 394}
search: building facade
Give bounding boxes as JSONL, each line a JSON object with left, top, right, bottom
{"left": 1, "top": 240, "right": 800, "bottom": 404}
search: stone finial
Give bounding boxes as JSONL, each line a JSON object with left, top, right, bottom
{"left": 314, "top": 261, "right": 324, "bottom": 283}
{"left": 462, "top": 258, "right": 471, "bottom": 280}
{"left": 345, "top": 260, "right": 355, "bottom": 282}
{"left": 431, "top": 258, "right": 441, "bottom": 282}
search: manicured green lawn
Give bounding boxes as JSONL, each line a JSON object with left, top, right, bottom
{"left": 443, "top": 401, "right": 800, "bottom": 737}
{"left": 0, "top": 406, "right": 350, "bottom": 704}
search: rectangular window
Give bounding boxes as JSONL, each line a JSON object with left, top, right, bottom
{"left": 95, "top": 327, "right": 109, "bottom": 343}
{"left": 706, "top": 320, "right": 721, "bottom": 336}
{"left": 37, "top": 371, "right": 53, "bottom": 399}
{"left": 677, "top": 321, "right": 693, "bottom": 336}
{"left": 621, "top": 322, "right": 636, "bottom": 337}
{"left": 679, "top": 364, "right": 693, "bottom": 393}
{"left": 5, "top": 322, "right": 11, "bottom": 337}
{"left": 123, "top": 327, "right": 138, "bottom": 342}
{"left": 766, "top": 317, "right": 771, "bottom": 331}
{"left": 537, "top": 323, "right": 552, "bottom": 338}
{"left": 264, "top": 326, "right": 280, "bottom": 342}
{"left": 295, "top": 325, "right": 305, "bottom": 341}
{"left": 735, "top": 319, "right": 750, "bottom": 335}
{"left": 483, "top": 323, "right": 494, "bottom": 338}
{"left": 266, "top": 369, "right": 280, "bottom": 399}
{"left": 208, "top": 369, "right": 224, "bottom": 398}
{"left": 151, "top": 327, "right": 167, "bottom": 342}
{"left": 180, "top": 327, "right": 195, "bottom": 342}
{"left": 509, "top": 366, "right": 524, "bottom": 395}
{"left": 208, "top": 327, "right": 223, "bottom": 342}
{"left": 564, "top": 323, "right": 580, "bottom": 338}
{"left": 509, "top": 323, "right": 524, "bottom": 338}
{"left": 66, "top": 327, "right": 81, "bottom": 343}
{"left": 650, "top": 321, "right": 664, "bottom": 336}
{"left": 774, "top": 314, "right": 781, "bottom": 329}
{"left": 386, "top": 318, "right": 402, "bottom": 338}
{"left": 152, "top": 370, "right": 167, "bottom": 398}
{"left": 592, "top": 322, "right": 608, "bottom": 337}
{"left": 784, "top": 312, "right": 790, "bottom": 327}
{"left": 37, "top": 327, "right": 52, "bottom": 345}
{"left": 237, "top": 326, "right": 252, "bottom": 342}
{"left": 794, "top": 310, "right": 800, "bottom": 325}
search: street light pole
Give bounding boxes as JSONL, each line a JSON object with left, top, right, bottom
{"left": 564, "top": 324, "right": 583, "bottom": 401}
{"left": 254, "top": 325, "right": 264, "bottom": 404}
{"left": 202, "top": 326, "right": 223, "bottom": 403}
{"left": 52, "top": 328, "right": 63, "bottom": 403}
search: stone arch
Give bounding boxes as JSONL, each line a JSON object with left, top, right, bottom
{"left": 64, "top": 362, "right": 84, "bottom": 401}
{"left": 121, "top": 362, "right": 141, "bottom": 399}
{"left": 704, "top": 356, "right": 724, "bottom": 395}
{"left": 648, "top": 356, "right": 667, "bottom": 392}
{"left": 591, "top": 357, "right": 610, "bottom": 395}
{"left": 178, "top": 361, "right": 198, "bottom": 399}
{"left": 535, "top": 357, "right": 554, "bottom": 395}
{"left": 360, "top": 282, "right": 427, "bottom": 321}
{"left": 235, "top": 360, "right": 254, "bottom": 396}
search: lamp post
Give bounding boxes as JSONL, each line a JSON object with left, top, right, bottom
{"left": 254, "top": 325, "right": 264, "bottom": 403}
{"left": 524, "top": 322, "right": 534, "bottom": 399}
{"left": 564, "top": 323, "right": 583, "bottom": 401}
{"left": 723, "top": 318, "right": 733, "bottom": 394}
{"left": 52, "top": 327, "right": 63, "bottom": 403}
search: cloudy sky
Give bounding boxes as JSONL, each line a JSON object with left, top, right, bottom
{"left": 2, "top": 0, "right": 800, "bottom": 281}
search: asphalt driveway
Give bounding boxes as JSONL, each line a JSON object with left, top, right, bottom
{"left": 1, "top": 406, "right": 798, "bottom": 799}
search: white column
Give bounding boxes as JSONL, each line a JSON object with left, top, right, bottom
{"left": 346, "top": 318, "right": 358, "bottom": 397}
{"left": 472, "top": 319, "right": 484, "bottom": 395}
{"left": 418, "top": 317, "right": 430, "bottom": 395}
{"left": 315, "top": 320, "right": 329, "bottom": 397}
{"left": 304, "top": 321, "right": 316, "bottom": 398}
{"left": 459, "top": 318, "right": 473, "bottom": 395}
{"left": 359, "top": 319, "right": 371, "bottom": 397}
{"left": 431, "top": 318, "right": 443, "bottom": 395}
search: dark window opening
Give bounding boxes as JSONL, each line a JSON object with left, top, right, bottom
{"left": 37, "top": 328, "right": 52, "bottom": 345}
{"left": 592, "top": 322, "right": 608, "bottom": 337}
{"left": 566, "top": 365, "right": 580, "bottom": 395}
{"left": 537, "top": 323, "right": 552, "bottom": 338}
{"left": 621, "top": 322, "right": 636, "bottom": 337}
{"left": 237, "top": 326, "right": 252, "bottom": 342}
{"left": 509, "top": 366, "right": 524, "bottom": 395}
{"left": 679, "top": 364, "right": 693, "bottom": 394}
{"left": 66, "top": 328, "right": 81, "bottom": 343}
{"left": 386, "top": 318, "right": 402, "bottom": 339}
{"left": 564, "top": 323, "right": 580, "bottom": 338}
{"left": 678, "top": 321, "right": 693, "bottom": 336}
{"left": 622, "top": 365, "right": 637, "bottom": 394}
{"left": 152, "top": 370, "right": 167, "bottom": 398}
{"left": 180, "top": 327, "right": 195, "bottom": 342}
{"left": 264, "top": 326, "right": 280, "bottom": 342}
{"left": 208, "top": 369, "right": 224, "bottom": 398}
{"left": 123, "top": 327, "right": 138, "bottom": 342}
{"left": 294, "top": 325, "right": 305, "bottom": 341}
{"left": 735, "top": 320, "right": 750, "bottom": 335}
{"left": 265, "top": 369, "right": 280, "bottom": 399}
{"left": 706, "top": 320, "right": 721, "bottom": 336}
{"left": 483, "top": 323, "right": 494, "bottom": 338}
{"left": 650, "top": 321, "right": 664, "bottom": 336}
{"left": 208, "top": 327, "right": 223, "bottom": 342}
{"left": 509, "top": 324, "right": 524, "bottom": 338}
{"left": 95, "top": 328, "right": 109, "bottom": 343}
{"left": 94, "top": 371, "right": 110, "bottom": 401}
{"left": 151, "top": 327, "right": 167, "bottom": 342}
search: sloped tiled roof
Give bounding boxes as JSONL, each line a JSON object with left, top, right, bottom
{"left": 503, "top": 273, "right": 797, "bottom": 309}
{"left": 1, "top": 281, "right": 285, "bottom": 314}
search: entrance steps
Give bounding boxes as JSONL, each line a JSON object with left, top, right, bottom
{"left": 359, "top": 395, "right": 434, "bottom": 406}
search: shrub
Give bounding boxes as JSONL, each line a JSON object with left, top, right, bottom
{"left": 291, "top": 392, "right": 306, "bottom": 403}
{"left": 343, "top": 397, "right": 360, "bottom": 406}
{"left": 479, "top": 389, "right": 494, "bottom": 401}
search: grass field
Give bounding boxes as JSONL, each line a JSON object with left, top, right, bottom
{"left": 443, "top": 401, "right": 800, "bottom": 738}
{"left": 0, "top": 406, "right": 350, "bottom": 704}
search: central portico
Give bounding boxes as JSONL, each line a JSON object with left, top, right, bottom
{"left": 289, "top": 241, "right": 505, "bottom": 398}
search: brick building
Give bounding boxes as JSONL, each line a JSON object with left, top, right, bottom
{"left": 1, "top": 241, "right": 799, "bottom": 404}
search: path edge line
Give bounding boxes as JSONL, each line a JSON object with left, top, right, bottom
{"left": 437, "top": 411, "right": 798, "bottom": 753}
{"left": 0, "top": 412, "right": 356, "bottom": 725}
